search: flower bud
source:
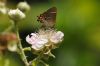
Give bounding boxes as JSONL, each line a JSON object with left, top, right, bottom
{"left": 8, "top": 9, "right": 26, "bottom": 21}
{"left": 17, "top": 2, "right": 30, "bottom": 12}
{"left": 8, "top": 41, "right": 17, "bottom": 52}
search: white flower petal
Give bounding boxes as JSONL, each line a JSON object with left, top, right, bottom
{"left": 50, "top": 31, "right": 64, "bottom": 44}
{"left": 31, "top": 37, "right": 48, "bottom": 50}
{"left": 37, "top": 38, "right": 48, "bottom": 45}
{"left": 26, "top": 35, "right": 33, "bottom": 44}
{"left": 31, "top": 40, "right": 46, "bottom": 50}
{"left": 26, "top": 33, "right": 48, "bottom": 50}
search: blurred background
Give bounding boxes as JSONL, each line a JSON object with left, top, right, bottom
{"left": 0, "top": 0, "right": 100, "bottom": 66}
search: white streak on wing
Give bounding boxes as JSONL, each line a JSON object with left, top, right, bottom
{"left": 50, "top": 12, "right": 56, "bottom": 13}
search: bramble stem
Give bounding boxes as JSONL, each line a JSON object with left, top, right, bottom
{"left": 15, "top": 23, "right": 29, "bottom": 66}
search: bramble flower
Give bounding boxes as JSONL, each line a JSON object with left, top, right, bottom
{"left": 26, "top": 33, "right": 48, "bottom": 51}
{"left": 26, "top": 29, "right": 64, "bottom": 51}
{"left": 8, "top": 9, "right": 26, "bottom": 21}
{"left": 17, "top": 2, "right": 30, "bottom": 12}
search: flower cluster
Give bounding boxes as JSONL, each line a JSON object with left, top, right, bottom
{"left": 7, "top": 1, "right": 30, "bottom": 22}
{"left": 26, "top": 29, "right": 64, "bottom": 52}
{"left": 8, "top": 9, "right": 26, "bottom": 21}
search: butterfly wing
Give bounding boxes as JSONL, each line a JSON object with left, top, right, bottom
{"left": 37, "top": 7, "right": 57, "bottom": 28}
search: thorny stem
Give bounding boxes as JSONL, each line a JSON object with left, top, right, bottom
{"left": 15, "top": 23, "right": 29, "bottom": 66}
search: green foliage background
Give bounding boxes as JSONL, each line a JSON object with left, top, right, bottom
{"left": 0, "top": 0, "right": 100, "bottom": 66}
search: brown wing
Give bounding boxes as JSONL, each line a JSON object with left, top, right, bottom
{"left": 37, "top": 7, "right": 57, "bottom": 28}
{"left": 44, "top": 7, "right": 57, "bottom": 23}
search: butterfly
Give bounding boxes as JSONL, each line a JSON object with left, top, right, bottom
{"left": 37, "top": 7, "right": 57, "bottom": 28}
